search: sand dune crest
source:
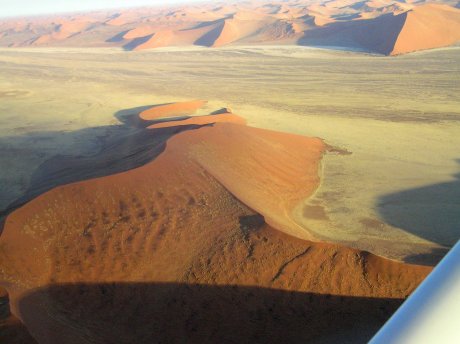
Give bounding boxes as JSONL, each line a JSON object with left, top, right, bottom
{"left": 0, "top": 102, "right": 433, "bottom": 343}
{"left": 139, "top": 100, "right": 208, "bottom": 121}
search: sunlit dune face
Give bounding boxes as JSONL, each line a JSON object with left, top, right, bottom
{"left": 0, "top": 101, "right": 431, "bottom": 343}
{"left": 139, "top": 100, "right": 207, "bottom": 120}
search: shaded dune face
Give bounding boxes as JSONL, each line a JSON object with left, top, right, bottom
{"left": 299, "top": 3, "right": 460, "bottom": 54}
{"left": 131, "top": 30, "right": 176, "bottom": 50}
{"left": 299, "top": 12, "right": 407, "bottom": 55}
{"left": 0, "top": 102, "right": 431, "bottom": 343}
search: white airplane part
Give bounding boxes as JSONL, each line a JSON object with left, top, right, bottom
{"left": 370, "top": 240, "right": 460, "bottom": 344}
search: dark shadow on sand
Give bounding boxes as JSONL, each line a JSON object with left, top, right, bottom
{"left": 0, "top": 104, "right": 213, "bottom": 229}
{"left": 106, "top": 30, "right": 130, "bottom": 43}
{"left": 377, "top": 160, "right": 460, "bottom": 258}
{"left": 298, "top": 12, "right": 407, "bottom": 55}
{"left": 17, "top": 282, "right": 401, "bottom": 344}
{"left": 123, "top": 34, "right": 154, "bottom": 50}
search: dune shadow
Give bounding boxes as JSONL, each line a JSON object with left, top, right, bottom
{"left": 377, "top": 160, "right": 460, "bottom": 249}
{"left": 123, "top": 35, "right": 153, "bottom": 51}
{"left": 298, "top": 12, "right": 406, "bottom": 55}
{"left": 106, "top": 30, "right": 129, "bottom": 43}
{"left": 194, "top": 22, "right": 224, "bottom": 47}
{"left": 402, "top": 247, "right": 450, "bottom": 266}
{"left": 1, "top": 289, "right": 37, "bottom": 343}
{"left": 17, "top": 282, "right": 401, "bottom": 344}
{"left": 239, "top": 214, "right": 265, "bottom": 230}
{"left": 0, "top": 105, "right": 212, "bottom": 229}
{"left": 209, "top": 107, "right": 231, "bottom": 115}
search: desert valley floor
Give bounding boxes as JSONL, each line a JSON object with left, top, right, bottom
{"left": 1, "top": 46, "right": 459, "bottom": 261}
{"left": 0, "top": 45, "right": 459, "bottom": 343}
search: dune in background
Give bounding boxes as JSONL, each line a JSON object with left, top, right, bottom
{"left": 391, "top": 3, "right": 460, "bottom": 55}
{"left": 1, "top": 0, "right": 460, "bottom": 55}
{"left": 299, "top": 2, "right": 460, "bottom": 55}
{"left": 0, "top": 102, "right": 431, "bottom": 343}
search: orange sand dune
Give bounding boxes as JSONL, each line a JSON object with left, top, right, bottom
{"left": 147, "top": 111, "right": 246, "bottom": 129}
{"left": 1, "top": 0, "right": 458, "bottom": 54}
{"left": 210, "top": 20, "right": 239, "bottom": 47}
{"left": 302, "top": 2, "right": 460, "bottom": 55}
{"left": 257, "top": 18, "right": 309, "bottom": 42}
{"left": 139, "top": 100, "right": 207, "bottom": 121}
{"left": 106, "top": 12, "right": 136, "bottom": 26}
{"left": 123, "top": 26, "right": 155, "bottom": 40}
{"left": 391, "top": 3, "right": 460, "bottom": 55}
{"left": 31, "top": 19, "right": 91, "bottom": 45}
{"left": 127, "top": 22, "right": 228, "bottom": 50}
{"left": 313, "top": 15, "right": 335, "bottom": 26}
{"left": 178, "top": 123, "right": 324, "bottom": 239}
{"left": 131, "top": 30, "right": 176, "bottom": 50}
{"left": 191, "top": 19, "right": 243, "bottom": 47}
{"left": 0, "top": 101, "right": 430, "bottom": 343}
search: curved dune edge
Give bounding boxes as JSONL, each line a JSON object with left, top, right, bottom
{"left": 147, "top": 111, "right": 246, "bottom": 129}
{"left": 0, "top": 101, "right": 432, "bottom": 343}
{"left": 391, "top": 4, "right": 460, "bottom": 55}
{"left": 139, "top": 100, "right": 207, "bottom": 121}
{"left": 130, "top": 30, "right": 177, "bottom": 50}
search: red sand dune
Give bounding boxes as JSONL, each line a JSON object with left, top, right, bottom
{"left": 302, "top": 2, "right": 460, "bottom": 54}
{"left": 131, "top": 30, "right": 176, "bottom": 50}
{"left": 0, "top": 101, "right": 431, "bottom": 343}
{"left": 122, "top": 26, "right": 155, "bottom": 40}
{"left": 147, "top": 111, "right": 246, "bottom": 129}
{"left": 191, "top": 19, "right": 245, "bottom": 47}
{"left": 106, "top": 13, "right": 135, "bottom": 26}
{"left": 0, "top": 0, "right": 459, "bottom": 54}
{"left": 139, "top": 100, "right": 207, "bottom": 120}
{"left": 210, "top": 20, "right": 239, "bottom": 47}
{"left": 391, "top": 3, "right": 460, "bottom": 55}
{"left": 31, "top": 19, "right": 91, "bottom": 45}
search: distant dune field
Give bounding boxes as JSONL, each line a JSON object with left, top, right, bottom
{"left": 1, "top": 0, "right": 460, "bottom": 55}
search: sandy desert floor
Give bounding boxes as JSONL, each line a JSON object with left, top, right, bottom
{"left": 0, "top": 46, "right": 459, "bottom": 264}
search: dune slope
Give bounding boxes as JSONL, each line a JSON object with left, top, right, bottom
{"left": 0, "top": 102, "right": 431, "bottom": 343}
{"left": 139, "top": 100, "right": 207, "bottom": 121}
{"left": 299, "top": 12, "right": 407, "bottom": 55}
{"left": 391, "top": 4, "right": 460, "bottom": 55}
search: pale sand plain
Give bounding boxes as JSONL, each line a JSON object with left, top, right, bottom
{"left": 0, "top": 46, "right": 459, "bottom": 263}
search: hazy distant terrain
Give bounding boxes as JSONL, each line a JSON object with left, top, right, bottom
{"left": 1, "top": 0, "right": 460, "bottom": 55}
